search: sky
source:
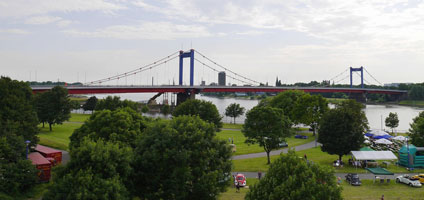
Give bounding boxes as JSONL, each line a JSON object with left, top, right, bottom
{"left": 1, "top": 0, "right": 423, "bottom": 86}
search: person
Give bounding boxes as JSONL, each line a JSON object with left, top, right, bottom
{"left": 304, "top": 154, "right": 307, "bottom": 160}
{"left": 258, "top": 171, "right": 262, "bottom": 180}
{"left": 337, "top": 177, "right": 341, "bottom": 185}
{"left": 381, "top": 194, "right": 384, "bottom": 200}
{"left": 236, "top": 182, "right": 240, "bottom": 193}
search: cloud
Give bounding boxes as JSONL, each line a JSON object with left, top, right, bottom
{"left": 25, "top": 16, "right": 62, "bottom": 25}
{"left": 0, "top": 28, "right": 29, "bottom": 34}
{"left": 0, "top": 0, "right": 125, "bottom": 18}
{"left": 63, "top": 21, "right": 212, "bottom": 40}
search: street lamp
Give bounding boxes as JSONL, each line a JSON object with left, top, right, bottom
{"left": 25, "top": 140, "right": 31, "bottom": 159}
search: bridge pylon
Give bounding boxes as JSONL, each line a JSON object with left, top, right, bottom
{"left": 179, "top": 49, "right": 195, "bottom": 86}
{"left": 350, "top": 66, "right": 364, "bottom": 88}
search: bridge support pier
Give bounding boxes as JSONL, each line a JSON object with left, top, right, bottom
{"left": 176, "top": 90, "right": 196, "bottom": 105}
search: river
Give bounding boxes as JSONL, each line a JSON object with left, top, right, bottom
{"left": 94, "top": 93, "right": 424, "bottom": 133}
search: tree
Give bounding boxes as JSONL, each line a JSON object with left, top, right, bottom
{"left": 242, "top": 106, "right": 292, "bottom": 164}
{"left": 245, "top": 150, "right": 342, "bottom": 200}
{"left": 141, "top": 105, "right": 149, "bottom": 113}
{"left": 385, "top": 112, "right": 399, "bottom": 134}
{"left": 268, "top": 90, "right": 305, "bottom": 124}
{"left": 82, "top": 96, "right": 97, "bottom": 112}
{"left": 318, "top": 100, "right": 368, "bottom": 161}
{"left": 161, "top": 104, "right": 170, "bottom": 116}
{"left": 132, "top": 116, "right": 232, "bottom": 200}
{"left": 69, "top": 107, "right": 149, "bottom": 149}
{"left": 0, "top": 77, "right": 39, "bottom": 195}
{"left": 225, "top": 103, "right": 245, "bottom": 124}
{"left": 409, "top": 112, "right": 424, "bottom": 147}
{"left": 34, "top": 86, "right": 71, "bottom": 131}
{"left": 70, "top": 100, "right": 81, "bottom": 110}
{"left": 173, "top": 99, "right": 223, "bottom": 131}
{"left": 95, "top": 96, "right": 139, "bottom": 111}
{"left": 292, "top": 94, "right": 329, "bottom": 135}
{"left": 44, "top": 138, "right": 133, "bottom": 200}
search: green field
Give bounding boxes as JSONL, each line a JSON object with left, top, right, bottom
{"left": 222, "top": 123, "right": 243, "bottom": 129}
{"left": 216, "top": 130, "right": 314, "bottom": 155}
{"left": 233, "top": 146, "right": 424, "bottom": 174}
{"left": 218, "top": 178, "right": 424, "bottom": 200}
{"left": 399, "top": 100, "right": 424, "bottom": 107}
{"left": 37, "top": 113, "right": 90, "bottom": 150}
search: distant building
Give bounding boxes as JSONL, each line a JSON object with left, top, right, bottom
{"left": 218, "top": 71, "right": 226, "bottom": 86}
{"left": 384, "top": 82, "right": 413, "bottom": 87}
{"left": 201, "top": 80, "right": 206, "bottom": 86}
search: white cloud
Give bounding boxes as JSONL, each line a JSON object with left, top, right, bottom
{"left": 0, "top": 28, "right": 29, "bottom": 34}
{"left": 25, "top": 16, "right": 62, "bottom": 25}
{"left": 63, "top": 22, "right": 212, "bottom": 40}
{"left": 0, "top": 0, "right": 125, "bottom": 18}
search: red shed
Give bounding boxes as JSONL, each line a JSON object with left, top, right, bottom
{"left": 35, "top": 144, "right": 62, "bottom": 165}
{"left": 28, "top": 152, "right": 51, "bottom": 182}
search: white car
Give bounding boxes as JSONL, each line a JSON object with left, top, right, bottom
{"left": 396, "top": 175, "right": 422, "bottom": 187}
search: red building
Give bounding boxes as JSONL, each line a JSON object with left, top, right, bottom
{"left": 28, "top": 152, "right": 51, "bottom": 182}
{"left": 35, "top": 144, "right": 62, "bottom": 165}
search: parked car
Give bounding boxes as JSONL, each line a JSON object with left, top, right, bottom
{"left": 279, "top": 141, "right": 288, "bottom": 148}
{"left": 345, "top": 173, "right": 361, "bottom": 186}
{"left": 411, "top": 174, "right": 424, "bottom": 184}
{"left": 294, "top": 135, "right": 308, "bottom": 139}
{"left": 396, "top": 175, "right": 422, "bottom": 187}
{"left": 234, "top": 173, "right": 246, "bottom": 187}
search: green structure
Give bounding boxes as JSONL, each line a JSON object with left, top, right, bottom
{"left": 398, "top": 144, "right": 424, "bottom": 168}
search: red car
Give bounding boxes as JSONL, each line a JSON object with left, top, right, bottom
{"left": 234, "top": 174, "right": 246, "bottom": 187}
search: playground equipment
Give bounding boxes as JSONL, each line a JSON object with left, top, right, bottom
{"left": 398, "top": 144, "right": 424, "bottom": 168}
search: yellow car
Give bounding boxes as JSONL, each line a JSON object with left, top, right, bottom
{"left": 411, "top": 174, "right": 424, "bottom": 183}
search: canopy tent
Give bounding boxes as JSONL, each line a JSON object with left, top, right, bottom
{"left": 351, "top": 151, "right": 397, "bottom": 161}
{"left": 369, "top": 130, "right": 390, "bottom": 136}
{"left": 374, "top": 139, "right": 393, "bottom": 145}
{"left": 393, "top": 136, "right": 407, "bottom": 141}
{"left": 366, "top": 167, "right": 394, "bottom": 175}
{"left": 373, "top": 135, "right": 393, "bottom": 140}
{"left": 360, "top": 147, "right": 374, "bottom": 151}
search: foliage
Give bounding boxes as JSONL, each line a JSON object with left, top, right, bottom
{"left": 268, "top": 90, "right": 305, "bottom": 124}
{"left": 245, "top": 150, "right": 342, "bottom": 200}
{"left": 318, "top": 100, "right": 368, "bottom": 161}
{"left": 70, "top": 108, "right": 149, "bottom": 149}
{"left": 132, "top": 116, "right": 232, "bottom": 200}
{"left": 409, "top": 84, "right": 424, "bottom": 100}
{"left": 44, "top": 138, "right": 132, "bottom": 200}
{"left": 242, "top": 105, "right": 292, "bottom": 164}
{"left": 82, "top": 96, "right": 97, "bottom": 111}
{"left": 0, "top": 77, "right": 39, "bottom": 195}
{"left": 409, "top": 114, "right": 424, "bottom": 147}
{"left": 225, "top": 103, "right": 245, "bottom": 124}
{"left": 34, "top": 86, "right": 71, "bottom": 131}
{"left": 95, "top": 96, "right": 139, "bottom": 111}
{"left": 292, "top": 94, "right": 329, "bottom": 135}
{"left": 141, "top": 105, "right": 149, "bottom": 113}
{"left": 70, "top": 100, "right": 81, "bottom": 110}
{"left": 161, "top": 104, "right": 170, "bottom": 115}
{"left": 173, "top": 99, "right": 223, "bottom": 131}
{"left": 385, "top": 112, "right": 399, "bottom": 133}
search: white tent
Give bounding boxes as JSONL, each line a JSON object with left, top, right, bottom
{"left": 393, "top": 136, "right": 407, "bottom": 141}
{"left": 369, "top": 130, "right": 389, "bottom": 136}
{"left": 374, "top": 139, "right": 393, "bottom": 145}
{"left": 364, "top": 140, "right": 371, "bottom": 144}
{"left": 351, "top": 151, "right": 397, "bottom": 161}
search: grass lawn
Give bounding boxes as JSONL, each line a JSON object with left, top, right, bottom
{"left": 218, "top": 178, "right": 259, "bottom": 200}
{"left": 399, "top": 100, "right": 424, "bottom": 107}
{"left": 233, "top": 146, "right": 424, "bottom": 173}
{"left": 67, "top": 113, "right": 91, "bottom": 123}
{"left": 216, "top": 130, "right": 315, "bottom": 156}
{"left": 223, "top": 123, "right": 243, "bottom": 129}
{"left": 37, "top": 113, "right": 90, "bottom": 150}
{"left": 342, "top": 179, "right": 423, "bottom": 200}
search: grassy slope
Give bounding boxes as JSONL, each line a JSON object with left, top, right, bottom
{"left": 222, "top": 123, "right": 243, "bottom": 129}
{"left": 399, "top": 100, "right": 424, "bottom": 107}
{"left": 233, "top": 146, "right": 424, "bottom": 173}
{"left": 216, "top": 130, "right": 314, "bottom": 155}
{"left": 37, "top": 113, "right": 91, "bottom": 150}
{"left": 218, "top": 178, "right": 259, "bottom": 200}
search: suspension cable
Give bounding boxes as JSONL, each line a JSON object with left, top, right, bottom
{"left": 363, "top": 68, "right": 383, "bottom": 86}
{"left": 86, "top": 51, "right": 180, "bottom": 85}
{"left": 194, "top": 50, "right": 261, "bottom": 85}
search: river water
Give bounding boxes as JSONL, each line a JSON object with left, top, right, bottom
{"left": 94, "top": 93, "right": 424, "bottom": 132}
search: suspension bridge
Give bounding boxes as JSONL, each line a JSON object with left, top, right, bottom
{"left": 31, "top": 49, "right": 407, "bottom": 104}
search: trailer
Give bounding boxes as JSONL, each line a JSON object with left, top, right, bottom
{"left": 28, "top": 152, "right": 52, "bottom": 182}
{"left": 35, "top": 144, "right": 62, "bottom": 165}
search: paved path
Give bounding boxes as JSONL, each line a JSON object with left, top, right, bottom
{"left": 232, "top": 171, "right": 417, "bottom": 180}
{"left": 232, "top": 141, "right": 319, "bottom": 160}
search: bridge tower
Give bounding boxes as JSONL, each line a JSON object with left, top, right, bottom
{"left": 177, "top": 49, "right": 195, "bottom": 105}
{"left": 350, "top": 66, "right": 364, "bottom": 88}
{"left": 179, "top": 49, "right": 195, "bottom": 86}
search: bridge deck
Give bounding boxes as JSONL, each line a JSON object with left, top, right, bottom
{"left": 31, "top": 85, "right": 407, "bottom": 95}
